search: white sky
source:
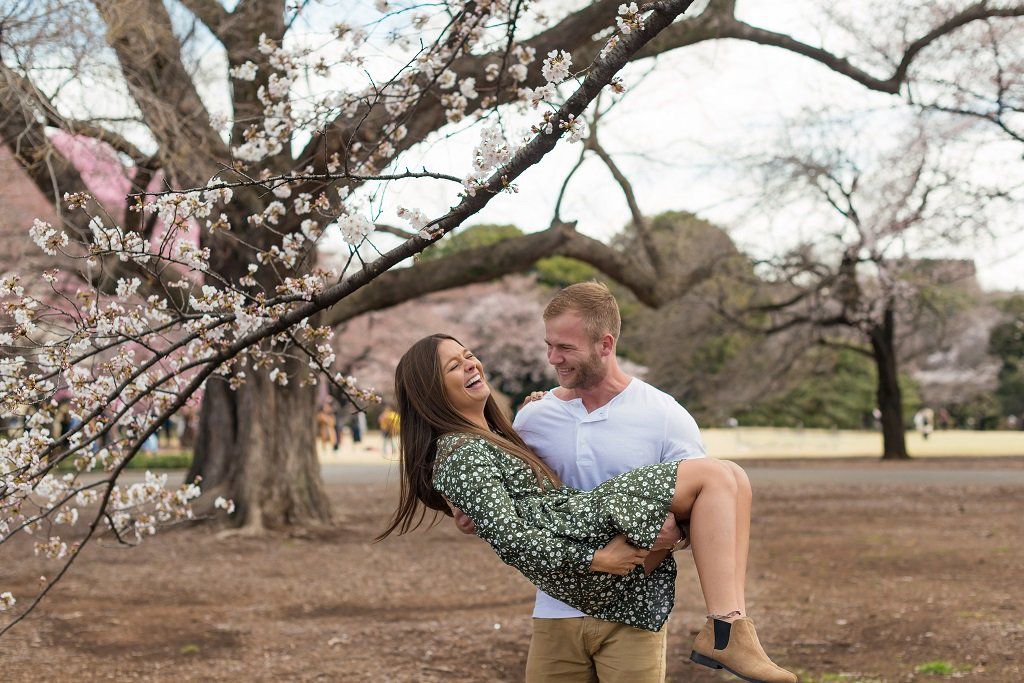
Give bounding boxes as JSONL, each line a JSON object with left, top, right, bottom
{"left": 319, "top": 0, "right": 1024, "bottom": 292}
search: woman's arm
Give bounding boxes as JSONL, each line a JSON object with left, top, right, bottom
{"left": 452, "top": 498, "right": 649, "bottom": 575}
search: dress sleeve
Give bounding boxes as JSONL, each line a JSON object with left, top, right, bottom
{"left": 433, "top": 439, "right": 596, "bottom": 576}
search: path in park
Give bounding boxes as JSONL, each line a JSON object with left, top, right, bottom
{"left": 314, "top": 427, "right": 1024, "bottom": 486}
{"left": 318, "top": 460, "right": 1024, "bottom": 486}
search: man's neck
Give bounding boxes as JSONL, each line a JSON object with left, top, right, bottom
{"left": 557, "top": 367, "right": 632, "bottom": 413}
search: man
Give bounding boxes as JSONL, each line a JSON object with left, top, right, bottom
{"left": 914, "top": 407, "right": 934, "bottom": 441}
{"left": 453, "top": 281, "right": 706, "bottom": 682}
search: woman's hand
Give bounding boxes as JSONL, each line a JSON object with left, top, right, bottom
{"left": 448, "top": 503, "right": 477, "bottom": 535}
{"left": 590, "top": 534, "right": 648, "bottom": 575}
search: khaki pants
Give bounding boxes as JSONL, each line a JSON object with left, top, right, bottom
{"left": 524, "top": 617, "right": 667, "bottom": 683}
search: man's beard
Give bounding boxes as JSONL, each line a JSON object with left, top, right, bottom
{"left": 559, "top": 351, "right": 605, "bottom": 390}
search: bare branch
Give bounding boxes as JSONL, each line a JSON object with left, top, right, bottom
{"left": 374, "top": 223, "right": 417, "bottom": 240}
{"left": 585, "top": 112, "right": 663, "bottom": 273}
{"left": 0, "top": 64, "right": 91, "bottom": 218}
{"left": 649, "top": 2, "right": 1024, "bottom": 95}
{"left": 177, "top": 0, "right": 231, "bottom": 42}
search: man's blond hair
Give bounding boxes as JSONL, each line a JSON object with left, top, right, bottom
{"left": 543, "top": 281, "right": 621, "bottom": 342}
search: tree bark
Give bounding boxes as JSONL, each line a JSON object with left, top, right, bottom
{"left": 869, "top": 308, "right": 910, "bottom": 460}
{"left": 188, "top": 353, "right": 332, "bottom": 529}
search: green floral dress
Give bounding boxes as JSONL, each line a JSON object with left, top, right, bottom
{"left": 432, "top": 433, "right": 681, "bottom": 632}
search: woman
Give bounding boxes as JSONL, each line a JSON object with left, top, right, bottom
{"left": 379, "top": 334, "right": 798, "bottom": 683}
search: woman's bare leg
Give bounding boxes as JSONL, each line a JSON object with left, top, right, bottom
{"left": 669, "top": 459, "right": 741, "bottom": 618}
{"left": 675, "top": 461, "right": 797, "bottom": 682}
{"left": 721, "top": 460, "right": 752, "bottom": 614}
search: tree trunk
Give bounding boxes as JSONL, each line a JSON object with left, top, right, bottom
{"left": 869, "top": 308, "right": 910, "bottom": 460}
{"left": 187, "top": 355, "right": 332, "bottom": 529}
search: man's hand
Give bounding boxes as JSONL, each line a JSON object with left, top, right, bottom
{"left": 650, "top": 514, "right": 683, "bottom": 552}
{"left": 589, "top": 534, "right": 648, "bottom": 575}
{"left": 519, "top": 390, "right": 548, "bottom": 410}
{"left": 449, "top": 504, "right": 476, "bottom": 535}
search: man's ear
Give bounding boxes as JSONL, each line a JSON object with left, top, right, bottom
{"left": 598, "top": 333, "right": 616, "bottom": 357}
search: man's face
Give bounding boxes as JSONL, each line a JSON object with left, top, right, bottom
{"left": 544, "top": 312, "right": 607, "bottom": 390}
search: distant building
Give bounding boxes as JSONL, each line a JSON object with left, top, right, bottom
{"left": 900, "top": 257, "right": 981, "bottom": 293}
{"left": 900, "top": 257, "right": 1001, "bottom": 407}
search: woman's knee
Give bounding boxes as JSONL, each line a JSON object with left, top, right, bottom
{"left": 720, "top": 460, "right": 752, "bottom": 500}
{"left": 674, "top": 458, "right": 734, "bottom": 502}
{"left": 698, "top": 458, "right": 738, "bottom": 495}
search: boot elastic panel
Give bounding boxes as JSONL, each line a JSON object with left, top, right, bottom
{"left": 713, "top": 618, "right": 732, "bottom": 650}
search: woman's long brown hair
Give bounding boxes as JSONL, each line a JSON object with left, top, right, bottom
{"left": 376, "top": 334, "right": 560, "bottom": 541}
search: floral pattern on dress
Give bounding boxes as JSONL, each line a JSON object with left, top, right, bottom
{"left": 432, "top": 433, "right": 680, "bottom": 632}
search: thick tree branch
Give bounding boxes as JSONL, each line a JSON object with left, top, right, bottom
{"left": 220, "top": 1, "right": 287, "bottom": 173}
{"left": 325, "top": 224, "right": 574, "bottom": 325}
{"left": 92, "top": 0, "right": 229, "bottom": 184}
{"left": 815, "top": 336, "right": 874, "bottom": 358}
{"left": 556, "top": 229, "right": 661, "bottom": 305}
{"left": 328, "top": 207, "right": 724, "bottom": 327}
{"left": 178, "top": 0, "right": 231, "bottom": 42}
{"left": 710, "top": 4, "right": 1024, "bottom": 95}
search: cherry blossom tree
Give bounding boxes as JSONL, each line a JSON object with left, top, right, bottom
{"left": 0, "top": 0, "right": 703, "bottom": 633}
{"left": 1, "top": 0, "right": 1023, "bottom": 632}
{"left": 719, "top": 114, "right": 1020, "bottom": 458}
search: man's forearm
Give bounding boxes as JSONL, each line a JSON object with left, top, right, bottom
{"left": 643, "top": 548, "right": 669, "bottom": 576}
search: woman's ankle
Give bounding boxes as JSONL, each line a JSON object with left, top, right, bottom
{"left": 708, "top": 609, "right": 744, "bottom": 623}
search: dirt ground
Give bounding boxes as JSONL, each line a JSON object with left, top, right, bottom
{"left": 2, "top": 457, "right": 1023, "bottom": 682}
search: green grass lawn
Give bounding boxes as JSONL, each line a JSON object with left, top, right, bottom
{"left": 55, "top": 450, "right": 193, "bottom": 471}
{"left": 703, "top": 427, "right": 1024, "bottom": 459}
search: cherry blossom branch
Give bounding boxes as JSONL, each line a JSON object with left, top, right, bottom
{"left": 126, "top": 170, "right": 466, "bottom": 199}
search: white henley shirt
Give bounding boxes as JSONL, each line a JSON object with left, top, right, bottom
{"left": 512, "top": 377, "right": 706, "bottom": 620}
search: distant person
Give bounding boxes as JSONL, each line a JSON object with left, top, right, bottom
{"left": 56, "top": 401, "right": 72, "bottom": 438}
{"left": 331, "top": 400, "right": 345, "bottom": 450}
{"left": 316, "top": 404, "right": 336, "bottom": 449}
{"left": 141, "top": 431, "right": 159, "bottom": 456}
{"left": 178, "top": 404, "right": 197, "bottom": 449}
{"left": 358, "top": 411, "right": 368, "bottom": 447}
{"left": 161, "top": 417, "right": 176, "bottom": 447}
{"left": 378, "top": 406, "right": 400, "bottom": 457}
{"left": 914, "top": 408, "right": 935, "bottom": 440}
{"left": 349, "top": 410, "right": 367, "bottom": 445}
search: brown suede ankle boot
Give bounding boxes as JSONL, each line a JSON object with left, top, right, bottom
{"left": 690, "top": 617, "right": 798, "bottom": 683}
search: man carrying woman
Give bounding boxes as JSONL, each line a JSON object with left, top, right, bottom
{"left": 379, "top": 283, "right": 798, "bottom": 683}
